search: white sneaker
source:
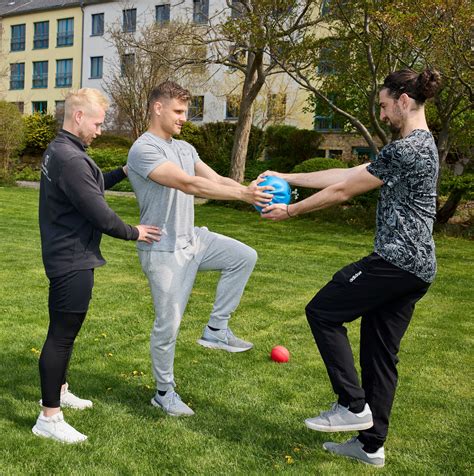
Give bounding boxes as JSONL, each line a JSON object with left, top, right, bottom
{"left": 39, "top": 383, "right": 93, "bottom": 410}
{"left": 151, "top": 391, "right": 195, "bottom": 417}
{"left": 32, "top": 411, "right": 87, "bottom": 444}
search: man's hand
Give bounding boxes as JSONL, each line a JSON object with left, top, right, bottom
{"left": 260, "top": 203, "right": 291, "bottom": 221}
{"left": 136, "top": 225, "right": 162, "bottom": 243}
{"left": 243, "top": 182, "right": 274, "bottom": 207}
{"left": 257, "top": 170, "right": 285, "bottom": 181}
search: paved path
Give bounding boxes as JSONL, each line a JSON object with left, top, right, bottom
{"left": 16, "top": 181, "right": 207, "bottom": 203}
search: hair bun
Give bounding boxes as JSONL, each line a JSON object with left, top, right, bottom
{"left": 417, "top": 69, "right": 442, "bottom": 99}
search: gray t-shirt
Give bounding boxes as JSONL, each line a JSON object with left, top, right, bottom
{"left": 127, "top": 132, "right": 201, "bottom": 251}
{"left": 367, "top": 129, "right": 438, "bottom": 282}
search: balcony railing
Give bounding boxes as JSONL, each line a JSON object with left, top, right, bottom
{"left": 56, "top": 73, "right": 72, "bottom": 87}
{"left": 33, "top": 74, "right": 48, "bottom": 88}
{"left": 57, "top": 32, "right": 73, "bottom": 46}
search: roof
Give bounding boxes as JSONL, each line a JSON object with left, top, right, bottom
{"left": 0, "top": 0, "right": 113, "bottom": 17}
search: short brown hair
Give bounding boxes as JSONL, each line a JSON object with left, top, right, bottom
{"left": 148, "top": 81, "right": 191, "bottom": 111}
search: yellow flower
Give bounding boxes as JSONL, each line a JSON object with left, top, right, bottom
{"left": 285, "top": 455, "right": 294, "bottom": 464}
{"left": 107, "top": 353, "right": 113, "bottom": 357}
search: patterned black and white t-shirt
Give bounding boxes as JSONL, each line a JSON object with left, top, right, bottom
{"left": 367, "top": 129, "right": 439, "bottom": 283}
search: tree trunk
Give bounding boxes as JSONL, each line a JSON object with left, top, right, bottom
{"left": 229, "top": 99, "right": 254, "bottom": 183}
{"left": 436, "top": 188, "right": 464, "bottom": 224}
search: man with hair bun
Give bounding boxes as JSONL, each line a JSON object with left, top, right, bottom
{"left": 262, "top": 69, "right": 442, "bottom": 467}
{"left": 34, "top": 88, "right": 161, "bottom": 443}
{"left": 127, "top": 81, "right": 273, "bottom": 417}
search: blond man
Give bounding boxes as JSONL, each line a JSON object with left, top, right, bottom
{"left": 34, "top": 89, "right": 161, "bottom": 443}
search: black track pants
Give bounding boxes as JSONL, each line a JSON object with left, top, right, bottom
{"left": 305, "top": 253, "right": 430, "bottom": 451}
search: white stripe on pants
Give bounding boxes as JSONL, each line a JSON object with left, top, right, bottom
{"left": 138, "top": 227, "right": 257, "bottom": 392}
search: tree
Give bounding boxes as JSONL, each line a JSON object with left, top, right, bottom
{"left": 201, "top": 0, "right": 324, "bottom": 182}
{"left": 0, "top": 101, "right": 25, "bottom": 181}
{"left": 272, "top": 0, "right": 473, "bottom": 221}
{"left": 104, "top": 19, "right": 201, "bottom": 139}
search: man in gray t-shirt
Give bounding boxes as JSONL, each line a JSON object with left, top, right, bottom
{"left": 261, "top": 69, "right": 441, "bottom": 467}
{"left": 127, "top": 81, "right": 272, "bottom": 417}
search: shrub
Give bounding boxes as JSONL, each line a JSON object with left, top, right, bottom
{"left": 264, "top": 125, "right": 323, "bottom": 172}
{"left": 291, "top": 157, "right": 379, "bottom": 207}
{"left": 23, "top": 113, "right": 57, "bottom": 155}
{"left": 439, "top": 169, "right": 474, "bottom": 200}
{"left": 178, "top": 121, "right": 264, "bottom": 177}
{"left": 88, "top": 147, "right": 128, "bottom": 170}
{"left": 14, "top": 166, "right": 40, "bottom": 182}
{"left": 92, "top": 134, "right": 133, "bottom": 149}
{"left": 0, "top": 101, "right": 25, "bottom": 183}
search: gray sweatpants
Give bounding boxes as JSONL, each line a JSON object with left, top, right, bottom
{"left": 138, "top": 227, "right": 257, "bottom": 392}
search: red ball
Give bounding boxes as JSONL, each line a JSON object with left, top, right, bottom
{"left": 270, "top": 345, "right": 290, "bottom": 363}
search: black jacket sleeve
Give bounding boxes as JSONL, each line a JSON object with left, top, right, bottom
{"left": 58, "top": 156, "right": 139, "bottom": 240}
{"left": 103, "top": 167, "right": 127, "bottom": 190}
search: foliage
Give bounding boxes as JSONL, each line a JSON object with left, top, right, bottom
{"left": 14, "top": 166, "right": 40, "bottom": 182}
{"left": 92, "top": 134, "right": 133, "bottom": 150}
{"left": 291, "top": 157, "right": 346, "bottom": 199}
{"left": 0, "top": 186, "right": 472, "bottom": 474}
{"left": 264, "top": 125, "right": 323, "bottom": 172}
{"left": 440, "top": 170, "right": 474, "bottom": 201}
{"left": 88, "top": 147, "right": 128, "bottom": 171}
{"left": 22, "top": 113, "right": 57, "bottom": 155}
{"left": 0, "top": 101, "right": 25, "bottom": 183}
{"left": 88, "top": 147, "right": 133, "bottom": 192}
{"left": 178, "top": 122, "right": 264, "bottom": 177}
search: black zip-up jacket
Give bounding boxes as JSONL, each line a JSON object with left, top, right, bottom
{"left": 39, "top": 129, "right": 139, "bottom": 278}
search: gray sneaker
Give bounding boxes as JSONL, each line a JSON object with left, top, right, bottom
{"left": 323, "top": 436, "right": 385, "bottom": 468}
{"left": 197, "top": 326, "right": 253, "bottom": 353}
{"left": 151, "top": 391, "right": 195, "bottom": 417}
{"left": 305, "top": 402, "right": 373, "bottom": 432}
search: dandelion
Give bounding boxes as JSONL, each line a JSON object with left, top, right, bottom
{"left": 293, "top": 447, "right": 300, "bottom": 452}
{"left": 285, "top": 455, "right": 294, "bottom": 464}
{"left": 107, "top": 352, "right": 113, "bottom": 357}
{"left": 101, "top": 333, "right": 107, "bottom": 338}
{"left": 31, "top": 347, "right": 40, "bottom": 355}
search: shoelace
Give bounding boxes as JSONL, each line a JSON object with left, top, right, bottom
{"left": 319, "top": 402, "right": 341, "bottom": 418}
{"left": 165, "top": 392, "right": 182, "bottom": 409}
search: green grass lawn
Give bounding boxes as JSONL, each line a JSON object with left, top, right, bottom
{"left": 0, "top": 186, "right": 472, "bottom": 475}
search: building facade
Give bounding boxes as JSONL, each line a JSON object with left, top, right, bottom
{"left": 0, "top": 0, "right": 85, "bottom": 116}
{"left": 0, "top": 0, "right": 379, "bottom": 160}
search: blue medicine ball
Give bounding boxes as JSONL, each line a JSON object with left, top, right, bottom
{"left": 254, "top": 175, "right": 291, "bottom": 213}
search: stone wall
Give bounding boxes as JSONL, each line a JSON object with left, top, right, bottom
{"left": 318, "top": 133, "right": 384, "bottom": 162}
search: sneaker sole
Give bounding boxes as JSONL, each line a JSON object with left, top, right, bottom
{"left": 32, "top": 425, "right": 87, "bottom": 444}
{"left": 323, "top": 443, "right": 385, "bottom": 468}
{"left": 305, "top": 420, "right": 374, "bottom": 432}
{"left": 150, "top": 398, "right": 194, "bottom": 417}
{"left": 196, "top": 338, "right": 252, "bottom": 353}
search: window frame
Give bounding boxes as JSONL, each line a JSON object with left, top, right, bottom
{"left": 156, "top": 4, "right": 170, "bottom": 24}
{"left": 10, "top": 63, "right": 25, "bottom": 90}
{"left": 91, "top": 13, "right": 104, "bottom": 36}
{"left": 90, "top": 56, "right": 103, "bottom": 79}
{"left": 33, "top": 21, "right": 49, "bottom": 49}
{"left": 123, "top": 8, "right": 137, "bottom": 33}
{"left": 11, "top": 24, "right": 26, "bottom": 51}
{"left": 32, "top": 101, "right": 48, "bottom": 114}
{"left": 56, "top": 59, "right": 73, "bottom": 88}
{"left": 188, "top": 96, "right": 204, "bottom": 121}
{"left": 193, "top": 0, "right": 209, "bottom": 24}
{"left": 32, "top": 61, "right": 49, "bottom": 89}
{"left": 57, "top": 18, "right": 74, "bottom": 47}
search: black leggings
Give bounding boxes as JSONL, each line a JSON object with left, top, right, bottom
{"left": 39, "top": 270, "right": 93, "bottom": 408}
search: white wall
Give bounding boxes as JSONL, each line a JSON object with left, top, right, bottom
{"left": 82, "top": 1, "right": 306, "bottom": 128}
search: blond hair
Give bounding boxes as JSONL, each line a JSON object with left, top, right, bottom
{"left": 64, "top": 88, "right": 109, "bottom": 119}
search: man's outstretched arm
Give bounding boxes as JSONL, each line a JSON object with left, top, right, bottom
{"left": 262, "top": 166, "right": 383, "bottom": 221}
{"left": 148, "top": 161, "right": 273, "bottom": 206}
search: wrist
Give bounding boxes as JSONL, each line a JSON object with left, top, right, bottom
{"left": 286, "top": 204, "right": 294, "bottom": 218}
